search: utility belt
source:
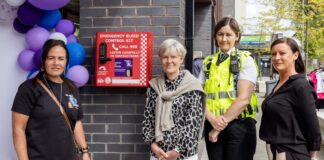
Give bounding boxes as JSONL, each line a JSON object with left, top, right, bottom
{"left": 231, "top": 117, "right": 256, "bottom": 124}
{"left": 237, "top": 104, "right": 257, "bottom": 119}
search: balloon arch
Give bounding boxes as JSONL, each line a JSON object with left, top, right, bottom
{"left": 2, "top": 0, "right": 89, "bottom": 87}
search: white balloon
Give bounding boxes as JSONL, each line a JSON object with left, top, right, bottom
{"left": 0, "top": 0, "right": 17, "bottom": 22}
{"left": 5, "top": 0, "right": 25, "bottom": 7}
{"left": 48, "top": 32, "right": 67, "bottom": 44}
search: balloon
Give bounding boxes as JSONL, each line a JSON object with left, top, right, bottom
{"left": 13, "top": 18, "right": 33, "bottom": 33}
{"left": 17, "top": 49, "right": 36, "bottom": 71}
{"left": 67, "top": 42, "right": 86, "bottom": 67}
{"left": 5, "top": 0, "right": 25, "bottom": 7}
{"left": 66, "top": 65, "right": 89, "bottom": 87}
{"left": 0, "top": 0, "right": 17, "bottom": 22}
{"left": 26, "top": 27, "right": 49, "bottom": 51}
{"left": 27, "top": 0, "right": 70, "bottom": 10}
{"left": 33, "top": 49, "right": 42, "bottom": 69}
{"left": 67, "top": 34, "right": 77, "bottom": 43}
{"left": 55, "top": 19, "right": 75, "bottom": 36}
{"left": 48, "top": 32, "right": 67, "bottom": 44}
{"left": 38, "top": 9, "right": 61, "bottom": 30}
{"left": 17, "top": 1, "right": 41, "bottom": 26}
{"left": 27, "top": 69, "right": 39, "bottom": 79}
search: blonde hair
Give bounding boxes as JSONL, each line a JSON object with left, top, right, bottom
{"left": 158, "top": 39, "right": 187, "bottom": 59}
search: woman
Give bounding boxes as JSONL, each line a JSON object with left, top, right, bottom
{"left": 142, "top": 39, "right": 205, "bottom": 160}
{"left": 125, "top": 68, "right": 132, "bottom": 77}
{"left": 12, "top": 39, "right": 90, "bottom": 160}
{"left": 199, "top": 17, "right": 259, "bottom": 160}
{"left": 259, "top": 38, "right": 321, "bottom": 160}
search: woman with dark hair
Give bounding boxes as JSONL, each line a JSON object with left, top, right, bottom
{"left": 259, "top": 37, "right": 321, "bottom": 160}
{"left": 12, "top": 39, "right": 90, "bottom": 160}
{"left": 199, "top": 16, "right": 259, "bottom": 160}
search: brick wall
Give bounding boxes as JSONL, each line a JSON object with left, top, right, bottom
{"left": 79, "top": 0, "right": 186, "bottom": 159}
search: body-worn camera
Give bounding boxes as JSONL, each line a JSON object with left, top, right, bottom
{"left": 230, "top": 54, "right": 239, "bottom": 74}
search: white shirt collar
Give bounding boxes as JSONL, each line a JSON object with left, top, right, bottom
{"left": 220, "top": 47, "right": 236, "bottom": 55}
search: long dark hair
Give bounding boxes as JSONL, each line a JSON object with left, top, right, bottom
{"left": 34, "top": 39, "right": 76, "bottom": 91}
{"left": 270, "top": 37, "right": 305, "bottom": 74}
{"left": 214, "top": 17, "right": 241, "bottom": 47}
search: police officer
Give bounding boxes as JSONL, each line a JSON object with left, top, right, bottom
{"left": 199, "top": 17, "right": 258, "bottom": 160}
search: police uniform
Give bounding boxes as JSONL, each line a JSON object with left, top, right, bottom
{"left": 200, "top": 49, "right": 258, "bottom": 160}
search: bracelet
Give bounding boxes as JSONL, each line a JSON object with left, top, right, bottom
{"left": 79, "top": 146, "right": 89, "bottom": 153}
{"left": 82, "top": 150, "right": 90, "bottom": 154}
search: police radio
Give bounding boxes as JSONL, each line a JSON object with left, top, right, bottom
{"left": 230, "top": 54, "right": 239, "bottom": 74}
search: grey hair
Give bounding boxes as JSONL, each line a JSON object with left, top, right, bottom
{"left": 158, "top": 39, "right": 187, "bottom": 59}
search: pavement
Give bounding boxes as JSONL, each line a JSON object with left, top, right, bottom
{"left": 198, "top": 91, "right": 324, "bottom": 160}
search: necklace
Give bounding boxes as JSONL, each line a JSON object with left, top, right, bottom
{"left": 43, "top": 74, "right": 63, "bottom": 103}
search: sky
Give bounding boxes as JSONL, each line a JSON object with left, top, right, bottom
{"left": 243, "top": 0, "right": 295, "bottom": 36}
{"left": 244, "top": 0, "right": 272, "bottom": 34}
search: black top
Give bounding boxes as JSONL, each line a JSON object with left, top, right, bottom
{"left": 142, "top": 71, "right": 204, "bottom": 159}
{"left": 259, "top": 74, "right": 321, "bottom": 154}
{"left": 12, "top": 77, "right": 83, "bottom": 160}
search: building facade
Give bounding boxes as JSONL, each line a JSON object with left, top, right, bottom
{"left": 79, "top": 0, "right": 223, "bottom": 159}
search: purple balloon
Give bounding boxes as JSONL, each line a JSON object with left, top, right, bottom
{"left": 55, "top": 19, "right": 75, "bottom": 36}
{"left": 13, "top": 18, "right": 33, "bottom": 34}
{"left": 17, "top": 1, "right": 42, "bottom": 26}
{"left": 18, "top": 49, "right": 36, "bottom": 71}
{"left": 27, "top": 0, "right": 70, "bottom": 10}
{"left": 67, "top": 34, "right": 77, "bottom": 43}
{"left": 26, "top": 27, "right": 49, "bottom": 51}
{"left": 33, "top": 49, "right": 42, "bottom": 69}
{"left": 66, "top": 65, "right": 89, "bottom": 87}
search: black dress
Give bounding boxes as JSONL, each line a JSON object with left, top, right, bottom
{"left": 259, "top": 74, "right": 321, "bottom": 160}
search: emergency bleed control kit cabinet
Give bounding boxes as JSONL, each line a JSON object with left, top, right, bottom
{"left": 95, "top": 32, "right": 153, "bottom": 87}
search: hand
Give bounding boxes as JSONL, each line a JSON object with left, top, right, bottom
{"left": 210, "top": 116, "right": 228, "bottom": 131}
{"left": 165, "top": 150, "right": 180, "bottom": 160}
{"left": 208, "top": 129, "right": 220, "bottom": 143}
{"left": 151, "top": 142, "right": 168, "bottom": 160}
{"left": 310, "top": 151, "right": 317, "bottom": 160}
{"left": 82, "top": 152, "right": 90, "bottom": 160}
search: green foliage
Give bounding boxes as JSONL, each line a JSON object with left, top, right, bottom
{"left": 250, "top": 0, "right": 324, "bottom": 59}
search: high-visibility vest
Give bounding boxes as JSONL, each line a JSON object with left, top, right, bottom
{"left": 203, "top": 50, "right": 258, "bottom": 118}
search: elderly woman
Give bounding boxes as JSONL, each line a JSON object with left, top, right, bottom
{"left": 142, "top": 39, "right": 205, "bottom": 160}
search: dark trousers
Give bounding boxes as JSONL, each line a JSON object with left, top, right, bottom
{"left": 269, "top": 144, "right": 311, "bottom": 160}
{"left": 204, "top": 118, "right": 257, "bottom": 160}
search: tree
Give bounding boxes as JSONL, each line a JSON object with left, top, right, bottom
{"left": 245, "top": 0, "right": 324, "bottom": 59}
